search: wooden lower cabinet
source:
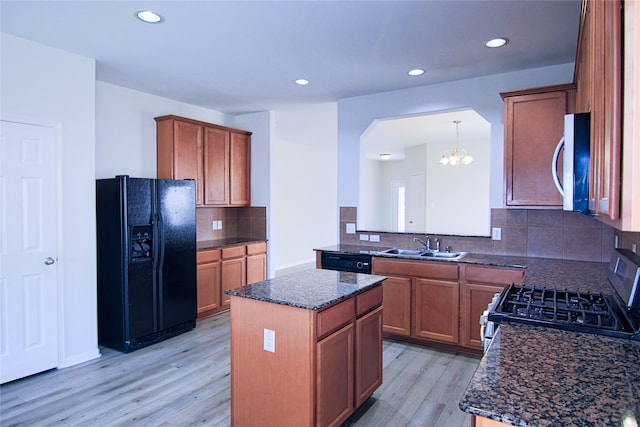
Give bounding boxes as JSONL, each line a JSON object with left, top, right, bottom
{"left": 196, "top": 249, "right": 221, "bottom": 318}
{"left": 355, "top": 306, "right": 383, "bottom": 407}
{"left": 317, "top": 323, "right": 355, "bottom": 427}
{"left": 198, "top": 241, "right": 267, "bottom": 317}
{"left": 230, "top": 284, "right": 383, "bottom": 427}
{"left": 372, "top": 256, "right": 524, "bottom": 352}
{"left": 380, "top": 275, "right": 411, "bottom": 336}
{"left": 246, "top": 241, "right": 267, "bottom": 285}
{"left": 460, "top": 265, "right": 525, "bottom": 350}
{"left": 413, "top": 277, "right": 459, "bottom": 343}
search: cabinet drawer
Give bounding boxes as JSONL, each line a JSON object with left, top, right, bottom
{"left": 373, "top": 258, "right": 458, "bottom": 280}
{"left": 464, "top": 265, "right": 524, "bottom": 285}
{"left": 317, "top": 298, "right": 355, "bottom": 340}
{"left": 197, "top": 249, "right": 221, "bottom": 264}
{"left": 246, "top": 241, "right": 267, "bottom": 255}
{"left": 356, "top": 285, "right": 383, "bottom": 316}
{"left": 222, "top": 245, "right": 246, "bottom": 259}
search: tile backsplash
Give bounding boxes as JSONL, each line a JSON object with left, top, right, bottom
{"left": 340, "top": 207, "right": 640, "bottom": 263}
{"left": 196, "top": 206, "right": 266, "bottom": 241}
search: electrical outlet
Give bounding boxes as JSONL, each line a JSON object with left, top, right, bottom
{"left": 633, "top": 244, "right": 638, "bottom": 253}
{"left": 346, "top": 223, "right": 356, "bottom": 234}
{"left": 492, "top": 227, "right": 502, "bottom": 241}
{"left": 370, "top": 234, "right": 380, "bottom": 242}
{"left": 263, "top": 328, "right": 275, "bottom": 353}
{"left": 360, "top": 234, "right": 369, "bottom": 241}
{"left": 216, "top": 220, "right": 222, "bottom": 230}
{"left": 212, "top": 221, "right": 217, "bottom": 230}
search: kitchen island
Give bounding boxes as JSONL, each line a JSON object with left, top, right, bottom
{"left": 225, "top": 268, "right": 386, "bottom": 427}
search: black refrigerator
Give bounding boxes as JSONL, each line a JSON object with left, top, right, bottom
{"left": 96, "top": 176, "right": 197, "bottom": 352}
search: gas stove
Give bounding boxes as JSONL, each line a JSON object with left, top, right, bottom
{"left": 488, "top": 249, "right": 640, "bottom": 340}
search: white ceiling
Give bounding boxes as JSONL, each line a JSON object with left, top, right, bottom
{"left": 0, "top": 0, "right": 581, "bottom": 114}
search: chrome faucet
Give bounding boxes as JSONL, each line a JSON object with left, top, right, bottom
{"left": 413, "top": 236, "right": 431, "bottom": 251}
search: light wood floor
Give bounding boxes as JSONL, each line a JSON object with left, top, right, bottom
{"left": 0, "top": 312, "right": 479, "bottom": 427}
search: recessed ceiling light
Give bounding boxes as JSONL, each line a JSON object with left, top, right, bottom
{"left": 485, "top": 38, "right": 509, "bottom": 48}
{"left": 294, "top": 79, "right": 310, "bottom": 86}
{"left": 408, "top": 68, "right": 425, "bottom": 76}
{"left": 136, "top": 10, "right": 163, "bottom": 24}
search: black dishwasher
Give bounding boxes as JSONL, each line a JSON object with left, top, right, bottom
{"left": 320, "top": 252, "right": 372, "bottom": 274}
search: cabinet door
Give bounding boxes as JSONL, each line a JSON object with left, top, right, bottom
{"left": 229, "top": 132, "right": 250, "bottom": 206}
{"left": 196, "top": 261, "right": 221, "bottom": 316}
{"left": 203, "top": 127, "right": 229, "bottom": 205}
{"left": 355, "top": 306, "right": 382, "bottom": 408}
{"left": 413, "top": 278, "right": 459, "bottom": 343}
{"left": 504, "top": 90, "right": 567, "bottom": 207}
{"left": 221, "top": 257, "right": 246, "bottom": 306}
{"left": 246, "top": 253, "right": 267, "bottom": 285}
{"left": 460, "top": 265, "right": 524, "bottom": 350}
{"left": 381, "top": 275, "right": 411, "bottom": 336}
{"left": 316, "top": 323, "right": 354, "bottom": 427}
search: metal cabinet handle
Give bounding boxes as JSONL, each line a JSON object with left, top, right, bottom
{"left": 44, "top": 257, "right": 55, "bottom": 265}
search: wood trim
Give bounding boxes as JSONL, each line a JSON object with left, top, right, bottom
{"left": 155, "top": 114, "right": 252, "bottom": 135}
{"left": 499, "top": 83, "right": 576, "bottom": 99}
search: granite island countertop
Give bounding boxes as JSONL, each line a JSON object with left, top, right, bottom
{"left": 224, "top": 268, "right": 386, "bottom": 311}
{"left": 460, "top": 323, "right": 640, "bottom": 426}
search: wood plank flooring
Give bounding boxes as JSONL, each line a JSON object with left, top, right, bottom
{"left": 0, "top": 312, "right": 479, "bottom": 427}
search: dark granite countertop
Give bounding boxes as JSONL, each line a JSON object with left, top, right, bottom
{"left": 197, "top": 237, "right": 265, "bottom": 251}
{"left": 224, "top": 268, "right": 386, "bottom": 310}
{"left": 460, "top": 323, "right": 640, "bottom": 427}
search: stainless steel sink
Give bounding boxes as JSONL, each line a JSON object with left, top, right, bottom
{"left": 378, "top": 248, "right": 467, "bottom": 260}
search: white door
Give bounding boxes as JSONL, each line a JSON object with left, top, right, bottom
{"left": 406, "top": 172, "right": 425, "bottom": 232}
{"left": 0, "top": 120, "right": 59, "bottom": 384}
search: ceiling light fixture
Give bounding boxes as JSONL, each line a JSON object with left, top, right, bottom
{"left": 379, "top": 153, "right": 391, "bottom": 160}
{"left": 440, "top": 120, "right": 474, "bottom": 166}
{"left": 408, "top": 68, "right": 425, "bottom": 76}
{"left": 294, "top": 79, "right": 310, "bottom": 86}
{"left": 136, "top": 10, "right": 163, "bottom": 23}
{"left": 485, "top": 37, "right": 509, "bottom": 48}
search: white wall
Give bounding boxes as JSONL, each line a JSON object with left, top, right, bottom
{"left": 96, "top": 82, "right": 229, "bottom": 179}
{"left": 270, "top": 104, "right": 338, "bottom": 273}
{"left": 1, "top": 33, "right": 100, "bottom": 367}
{"left": 337, "top": 63, "right": 576, "bottom": 211}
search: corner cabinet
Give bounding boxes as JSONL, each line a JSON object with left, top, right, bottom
{"left": 459, "top": 265, "right": 524, "bottom": 350}
{"left": 501, "top": 85, "right": 575, "bottom": 208}
{"left": 155, "top": 115, "right": 251, "bottom": 207}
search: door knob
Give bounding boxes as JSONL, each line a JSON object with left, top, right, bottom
{"left": 44, "top": 257, "right": 55, "bottom": 265}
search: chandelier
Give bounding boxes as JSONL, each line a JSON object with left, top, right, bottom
{"left": 439, "top": 120, "right": 474, "bottom": 166}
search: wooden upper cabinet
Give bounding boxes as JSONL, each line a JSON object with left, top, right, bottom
{"left": 230, "top": 132, "right": 251, "bottom": 206}
{"left": 502, "top": 86, "right": 574, "bottom": 208}
{"left": 157, "top": 118, "right": 204, "bottom": 205}
{"left": 155, "top": 115, "right": 252, "bottom": 207}
{"left": 203, "top": 127, "right": 229, "bottom": 205}
{"left": 575, "top": 0, "right": 622, "bottom": 222}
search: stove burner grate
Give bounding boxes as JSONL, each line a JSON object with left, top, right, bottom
{"left": 500, "top": 286, "right": 622, "bottom": 331}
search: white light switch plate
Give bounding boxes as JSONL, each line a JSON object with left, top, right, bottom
{"left": 263, "top": 328, "right": 275, "bottom": 353}
{"left": 492, "top": 227, "right": 502, "bottom": 241}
